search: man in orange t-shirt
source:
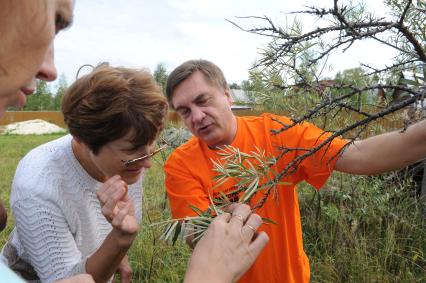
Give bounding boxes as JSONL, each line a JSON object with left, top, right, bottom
{"left": 164, "top": 59, "right": 426, "bottom": 283}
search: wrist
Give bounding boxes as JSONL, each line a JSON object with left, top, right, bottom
{"left": 185, "top": 258, "right": 233, "bottom": 283}
{"left": 110, "top": 228, "right": 137, "bottom": 248}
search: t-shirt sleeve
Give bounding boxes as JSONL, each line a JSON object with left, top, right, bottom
{"left": 12, "top": 197, "right": 86, "bottom": 282}
{"left": 164, "top": 153, "right": 210, "bottom": 219}
{"left": 293, "top": 121, "right": 348, "bottom": 189}
{"left": 267, "top": 114, "right": 348, "bottom": 190}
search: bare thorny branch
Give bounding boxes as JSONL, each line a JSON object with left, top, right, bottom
{"left": 222, "top": 0, "right": 426, "bottom": 209}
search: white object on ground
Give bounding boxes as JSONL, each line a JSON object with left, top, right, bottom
{"left": 3, "top": 119, "right": 66, "bottom": 135}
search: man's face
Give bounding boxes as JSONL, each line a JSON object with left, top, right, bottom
{"left": 171, "top": 71, "right": 237, "bottom": 148}
{"left": 0, "top": 0, "right": 74, "bottom": 117}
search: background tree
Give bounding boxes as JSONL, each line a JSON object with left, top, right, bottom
{"left": 153, "top": 63, "right": 168, "bottom": 95}
{"left": 230, "top": 0, "right": 425, "bottom": 164}
{"left": 53, "top": 74, "right": 68, "bottom": 110}
{"left": 23, "top": 81, "right": 54, "bottom": 111}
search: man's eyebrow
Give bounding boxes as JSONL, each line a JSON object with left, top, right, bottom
{"left": 193, "top": 93, "right": 209, "bottom": 103}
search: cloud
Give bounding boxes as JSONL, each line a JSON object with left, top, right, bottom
{"left": 53, "top": 0, "right": 394, "bottom": 87}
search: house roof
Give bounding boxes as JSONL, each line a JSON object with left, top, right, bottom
{"left": 230, "top": 89, "right": 252, "bottom": 103}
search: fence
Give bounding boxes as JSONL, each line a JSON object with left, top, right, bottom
{"left": 0, "top": 110, "right": 266, "bottom": 128}
{"left": 0, "top": 110, "right": 405, "bottom": 136}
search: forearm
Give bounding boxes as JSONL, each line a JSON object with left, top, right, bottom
{"left": 85, "top": 229, "right": 133, "bottom": 283}
{"left": 336, "top": 119, "right": 426, "bottom": 174}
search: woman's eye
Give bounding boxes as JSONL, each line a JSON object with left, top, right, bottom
{"left": 55, "top": 13, "right": 70, "bottom": 34}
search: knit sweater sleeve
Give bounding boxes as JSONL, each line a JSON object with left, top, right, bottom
{"left": 12, "top": 197, "right": 86, "bottom": 283}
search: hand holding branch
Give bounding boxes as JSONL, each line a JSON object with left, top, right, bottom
{"left": 184, "top": 204, "right": 269, "bottom": 283}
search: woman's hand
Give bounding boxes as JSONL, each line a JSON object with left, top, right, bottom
{"left": 55, "top": 274, "right": 94, "bottom": 283}
{"left": 184, "top": 203, "right": 269, "bottom": 283}
{"left": 96, "top": 175, "right": 139, "bottom": 247}
{"left": 0, "top": 199, "right": 7, "bottom": 232}
{"left": 114, "top": 255, "right": 132, "bottom": 283}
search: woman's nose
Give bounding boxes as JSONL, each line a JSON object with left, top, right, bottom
{"left": 36, "top": 43, "right": 57, "bottom": 82}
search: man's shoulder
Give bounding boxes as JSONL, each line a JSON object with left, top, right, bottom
{"left": 166, "top": 137, "right": 203, "bottom": 164}
{"left": 240, "top": 113, "right": 292, "bottom": 123}
{"left": 237, "top": 113, "right": 293, "bottom": 132}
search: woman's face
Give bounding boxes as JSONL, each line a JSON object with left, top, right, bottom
{"left": 0, "top": 0, "right": 74, "bottom": 116}
{"left": 82, "top": 132, "right": 156, "bottom": 185}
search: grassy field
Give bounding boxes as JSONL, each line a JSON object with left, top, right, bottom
{"left": 0, "top": 134, "right": 190, "bottom": 282}
{"left": 0, "top": 134, "right": 425, "bottom": 282}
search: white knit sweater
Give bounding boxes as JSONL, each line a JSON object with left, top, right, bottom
{"left": 4, "top": 135, "right": 143, "bottom": 283}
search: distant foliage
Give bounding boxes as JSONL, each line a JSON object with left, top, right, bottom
{"left": 153, "top": 63, "right": 169, "bottom": 96}
{"left": 21, "top": 74, "right": 68, "bottom": 111}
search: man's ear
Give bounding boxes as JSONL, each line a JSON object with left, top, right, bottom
{"left": 224, "top": 89, "right": 233, "bottom": 105}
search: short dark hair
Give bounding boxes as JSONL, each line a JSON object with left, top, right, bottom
{"left": 61, "top": 64, "right": 168, "bottom": 154}
{"left": 166, "top": 59, "right": 228, "bottom": 108}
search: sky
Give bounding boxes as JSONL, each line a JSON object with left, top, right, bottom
{"left": 53, "top": 0, "right": 396, "bottom": 88}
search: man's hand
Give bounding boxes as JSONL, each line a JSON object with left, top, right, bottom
{"left": 114, "top": 255, "right": 132, "bottom": 283}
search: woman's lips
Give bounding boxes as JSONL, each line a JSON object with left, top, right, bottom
{"left": 20, "top": 87, "right": 35, "bottom": 95}
{"left": 126, "top": 168, "right": 143, "bottom": 175}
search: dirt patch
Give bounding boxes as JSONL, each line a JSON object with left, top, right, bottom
{"left": 3, "top": 119, "right": 66, "bottom": 135}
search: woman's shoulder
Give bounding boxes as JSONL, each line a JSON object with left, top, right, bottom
{"left": 18, "top": 134, "right": 72, "bottom": 169}
{"left": 11, "top": 135, "right": 74, "bottom": 201}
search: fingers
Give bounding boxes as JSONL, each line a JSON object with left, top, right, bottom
{"left": 223, "top": 202, "right": 238, "bottom": 214}
{"left": 96, "top": 175, "right": 121, "bottom": 201}
{"left": 96, "top": 175, "right": 129, "bottom": 223}
{"left": 111, "top": 201, "right": 132, "bottom": 228}
{"left": 214, "top": 212, "right": 232, "bottom": 223}
{"left": 119, "top": 265, "right": 132, "bottom": 283}
{"left": 248, "top": 231, "right": 269, "bottom": 258}
{"left": 96, "top": 175, "right": 127, "bottom": 204}
{"left": 241, "top": 213, "right": 262, "bottom": 242}
{"left": 111, "top": 200, "right": 139, "bottom": 235}
{"left": 229, "top": 204, "right": 251, "bottom": 227}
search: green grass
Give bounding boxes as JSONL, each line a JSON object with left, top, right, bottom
{"left": 299, "top": 174, "right": 426, "bottom": 282}
{"left": 1, "top": 134, "right": 425, "bottom": 282}
{"left": 0, "top": 134, "right": 190, "bottom": 282}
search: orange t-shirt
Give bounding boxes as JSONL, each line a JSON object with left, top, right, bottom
{"left": 164, "top": 113, "right": 347, "bottom": 283}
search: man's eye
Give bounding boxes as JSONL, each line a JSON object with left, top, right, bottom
{"left": 199, "top": 98, "right": 210, "bottom": 105}
{"left": 179, "top": 109, "right": 190, "bottom": 117}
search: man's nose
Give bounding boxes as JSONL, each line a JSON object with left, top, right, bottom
{"left": 191, "top": 107, "right": 206, "bottom": 124}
